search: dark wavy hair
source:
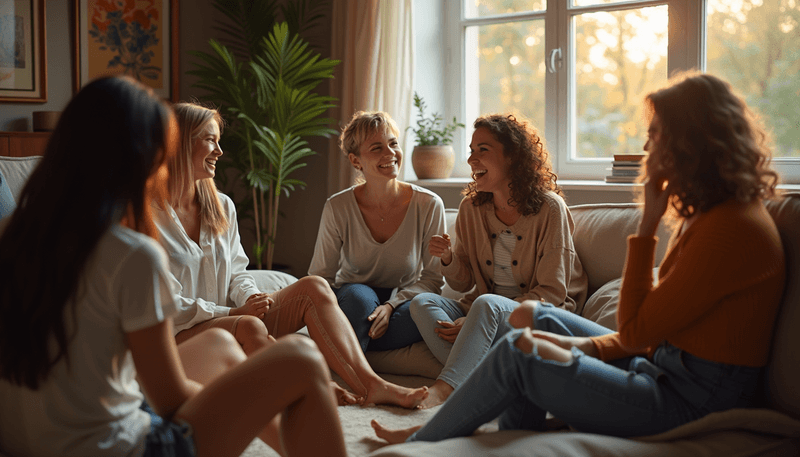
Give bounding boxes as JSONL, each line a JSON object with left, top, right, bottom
{"left": 0, "top": 76, "right": 175, "bottom": 389}
{"left": 643, "top": 71, "right": 778, "bottom": 218}
{"left": 464, "top": 114, "right": 560, "bottom": 215}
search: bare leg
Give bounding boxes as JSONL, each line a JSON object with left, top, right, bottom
{"left": 177, "top": 328, "right": 246, "bottom": 385}
{"left": 176, "top": 335, "right": 346, "bottom": 457}
{"left": 508, "top": 301, "right": 538, "bottom": 330}
{"left": 265, "top": 276, "right": 428, "bottom": 409}
{"left": 417, "top": 379, "right": 454, "bottom": 409}
{"left": 176, "top": 315, "right": 274, "bottom": 356}
{"left": 371, "top": 420, "right": 421, "bottom": 444}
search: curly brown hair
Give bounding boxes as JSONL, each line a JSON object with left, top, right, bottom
{"left": 643, "top": 72, "right": 779, "bottom": 218}
{"left": 463, "top": 114, "right": 560, "bottom": 215}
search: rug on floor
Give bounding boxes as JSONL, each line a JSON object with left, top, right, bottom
{"left": 239, "top": 373, "right": 499, "bottom": 457}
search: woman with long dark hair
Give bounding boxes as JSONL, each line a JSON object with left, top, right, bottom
{"left": 0, "top": 77, "right": 346, "bottom": 457}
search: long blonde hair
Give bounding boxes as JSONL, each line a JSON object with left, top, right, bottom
{"left": 169, "top": 102, "right": 228, "bottom": 235}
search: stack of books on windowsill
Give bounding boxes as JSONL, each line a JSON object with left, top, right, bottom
{"left": 605, "top": 154, "right": 646, "bottom": 183}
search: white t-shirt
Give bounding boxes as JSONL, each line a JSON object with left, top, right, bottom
{"left": 0, "top": 224, "right": 178, "bottom": 457}
{"left": 153, "top": 193, "right": 259, "bottom": 333}
{"left": 308, "top": 184, "right": 446, "bottom": 308}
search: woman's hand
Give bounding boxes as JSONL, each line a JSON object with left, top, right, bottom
{"left": 638, "top": 176, "right": 672, "bottom": 238}
{"left": 435, "top": 316, "right": 466, "bottom": 343}
{"left": 429, "top": 234, "right": 453, "bottom": 266}
{"left": 368, "top": 303, "right": 393, "bottom": 339}
{"left": 230, "top": 293, "right": 273, "bottom": 319}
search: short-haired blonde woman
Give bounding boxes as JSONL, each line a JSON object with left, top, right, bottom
{"left": 309, "top": 111, "right": 447, "bottom": 353}
{"left": 154, "top": 102, "right": 428, "bottom": 412}
{"left": 373, "top": 72, "right": 785, "bottom": 443}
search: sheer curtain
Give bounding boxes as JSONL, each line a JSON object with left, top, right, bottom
{"left": 328, "top": 0, "right": 415, "bottom": 196}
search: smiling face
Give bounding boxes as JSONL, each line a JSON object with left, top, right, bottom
{"left": 349, "top": 128, "right": 402, "bottom": 182}
{"left": 192, "top": 119, "right": 223, "bottom": 181}
{"left": 467, "top": 127, "right": 511, "bottom": 194}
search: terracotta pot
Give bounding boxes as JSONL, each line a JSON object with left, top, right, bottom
{"left": 411, "top": 145, "right": 455, "bottom": 179}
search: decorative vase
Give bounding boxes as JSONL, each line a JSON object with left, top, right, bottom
{"left": 411, "top": 145, "right": 455, "bottom": 179}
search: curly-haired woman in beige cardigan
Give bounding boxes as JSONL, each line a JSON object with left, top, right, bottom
{"left": 409, "top": 114, "right": 588, "bottom": 408}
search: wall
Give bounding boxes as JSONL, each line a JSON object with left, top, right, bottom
{"left": 0, "top": 1, "right": 73, "bottom": 131}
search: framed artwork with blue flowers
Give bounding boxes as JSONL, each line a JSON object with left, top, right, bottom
{"left": 0, "top": 0, "right": 47, "bottom": 102}
{"left": 73, "top": 0, "right": 179, "bottom": 101}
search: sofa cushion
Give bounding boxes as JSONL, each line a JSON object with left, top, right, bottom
{"left": 0, "top": 156, "right": 42, "bottom": 201}
{"left": 0, "top": 169, "right": 14, "bottom": 219}
{"left": 366, "top": 341, "right": 443, "bottom": 379}
{"left": 763, "top": 192, "right": 800, "bottom": 420}
{"left": 582, "top": 267, "right": 660, "bottom": 330}
{"left": 569, "top": 203, "right": 670, "bottom": 295}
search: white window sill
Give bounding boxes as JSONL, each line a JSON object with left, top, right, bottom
{"left": 410, "top": 178, "right": 800, "bottom": 193}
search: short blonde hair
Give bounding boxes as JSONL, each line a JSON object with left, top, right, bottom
{"left": 169, "top": 102, "right": 228, "bottom": 235}
{"left": 339, "top": 111, "right": 400, "bottom": 157}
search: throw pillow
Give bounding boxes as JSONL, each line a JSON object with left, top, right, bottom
{"left": 0, "top": 169, "right": 15, "bottom": 219}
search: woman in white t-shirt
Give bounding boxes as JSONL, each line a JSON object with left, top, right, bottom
{"left": 0, "top": 76, "right": 346, "bottom": 457}
{"left": 154, "top": 102, "right": 428, "bottom": 411}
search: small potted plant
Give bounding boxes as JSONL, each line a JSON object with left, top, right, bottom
{"left": 408, "top": 92, "right": 465, "bottom": 179}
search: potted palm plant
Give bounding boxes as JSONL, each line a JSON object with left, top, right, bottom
{"left": 188, "top": 0, "right": 339, "bottom": 270}
{"left": 408, "top": 92, "right": 465, "bottom": 179}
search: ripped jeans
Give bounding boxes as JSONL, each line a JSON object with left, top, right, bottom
{"left": 410, "top": 303, "right": 762, "bottom": 441}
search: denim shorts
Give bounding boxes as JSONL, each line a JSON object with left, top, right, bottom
{"left": 141, "top": 401, "right": 197, "bottom": 457}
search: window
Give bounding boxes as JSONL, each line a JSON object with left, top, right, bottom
{"left": 440, "top": 0, "right": 800, "bottom": 182}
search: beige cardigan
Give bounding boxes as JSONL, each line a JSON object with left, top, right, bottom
{"left": 443, "top": 192, "right": 588, "bottom": 314}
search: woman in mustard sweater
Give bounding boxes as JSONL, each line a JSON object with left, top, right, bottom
{"left": 373, "top": 71, "right": 785, "bottom": 442}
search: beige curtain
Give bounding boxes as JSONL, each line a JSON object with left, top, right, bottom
{"left": 328, "top": 0, "right": 415, "bottom": 196}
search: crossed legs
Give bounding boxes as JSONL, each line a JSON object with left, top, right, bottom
{"left": 264, "top": 276, "right": 428, "bottom": 408}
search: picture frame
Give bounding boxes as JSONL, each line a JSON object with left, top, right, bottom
{"left": 0, "top": 0, "right": 47, "bottom": 103}
{"left": 73, "top": 0, "right": 179, "bottom": 101}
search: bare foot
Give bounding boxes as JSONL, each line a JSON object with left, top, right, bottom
{"left": 363, "top": 381, "right": 428, "bottom": 409}
{"left": 371, "top": 419, "right": 422, "bottom": 444}
{"left": 417, "top": 379, "right": 453, "bottom": 409}
{"left": 332, "top": 381, "right": 363, "bottom": 406}
{"left": 508, "top": 300, "right": 539, "bottom": 329}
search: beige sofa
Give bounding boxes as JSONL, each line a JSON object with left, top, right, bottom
{"left": 367, "top": 194, "right": 800, "bottom": 456}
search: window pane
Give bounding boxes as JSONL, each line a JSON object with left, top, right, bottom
{"left": 465, "top": 20, "right": 546, "bottom": 139}
{"left": 465, "top": 0, "right": 545, "bottom": 19}
{"left": 707, "top": 0, "right": 800, "bottom": 158}
{"left": 574, "top": 6, "right": 667, "bottom": 158}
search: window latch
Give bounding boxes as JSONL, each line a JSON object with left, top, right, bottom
{"left": 548, "top": 48, "right": 562, "bottom": 74}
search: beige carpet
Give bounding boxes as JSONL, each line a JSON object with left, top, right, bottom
{"left": 239, "top": 373, "right": 497, "bottom": 457}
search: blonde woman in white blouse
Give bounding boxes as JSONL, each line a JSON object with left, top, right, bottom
{"left": 155, "top": 102, "right": 428, "bottom": 414}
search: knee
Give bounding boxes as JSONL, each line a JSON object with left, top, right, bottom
{"left": 301, "top": 275, "right": 337, "bottom": 306}
{"left": 336, "top": 284, "right": 376, "bottom": 312}
{"left": 233, "top": 315, "right": 270, "bottom": 346}
{"left": 278, "top": 334, "right": 329, "bottom": 377}
{"left": 200, "top": 328, "right": 247, "bottom": 367}
{"left": 409, "top": 293, "right": 437, "bottom": 317}
{"left": 471, "top": 295, "right": 503, "bottom": 318}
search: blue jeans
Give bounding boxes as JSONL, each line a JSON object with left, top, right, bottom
{"left": 334, "top": 283, "right": 422, "bottom": 352}
{"left": 141, "top": 401, "right": 196, "bottom": 457}
{"left": 410, "top": 303, "right": 762, "bottom": 441}
{"left": 410, "top": 293, "right": 518, "bottom": 389}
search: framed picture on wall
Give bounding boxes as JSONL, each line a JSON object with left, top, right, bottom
{"left": 0, "top": 0, "right": 47, "bottom": 103}
{"left": 73, "top": 0, "right": 179, "bottom": 101}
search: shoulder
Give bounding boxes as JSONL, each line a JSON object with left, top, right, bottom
{"left": 539, "top": 191, "right": 569, "bottom": 215}
{"left": 409, "top": 184, "right": 444, "bottom": 209}
{"left": 106, "top": 226, "right": 168, "bottom": 272}
{"left": 325, "top": 186, "right": 357, "bottom": 208}
{"left": 216, "top": 191, "right": 236, "bottom": 213}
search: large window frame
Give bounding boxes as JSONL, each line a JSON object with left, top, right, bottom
{"left": 440, "top": 0, "right": 800, "bottom": 183}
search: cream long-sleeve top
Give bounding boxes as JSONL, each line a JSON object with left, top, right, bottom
{"left": 445, "top": 192, "right": 588, "bottom": 314}
{"left": 153, "top": 192, "right": 260, "bottom": 333}
{"left": 308, "top": 184, "right": 446, "bottom": 308}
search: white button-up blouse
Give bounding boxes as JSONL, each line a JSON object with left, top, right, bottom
{"left": 153, "top": 192, "right": 259, "bottom": 333}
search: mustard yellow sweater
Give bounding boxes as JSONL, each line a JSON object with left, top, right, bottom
{"left": 592, "top": 199, "right": 785, "bottom": 367}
